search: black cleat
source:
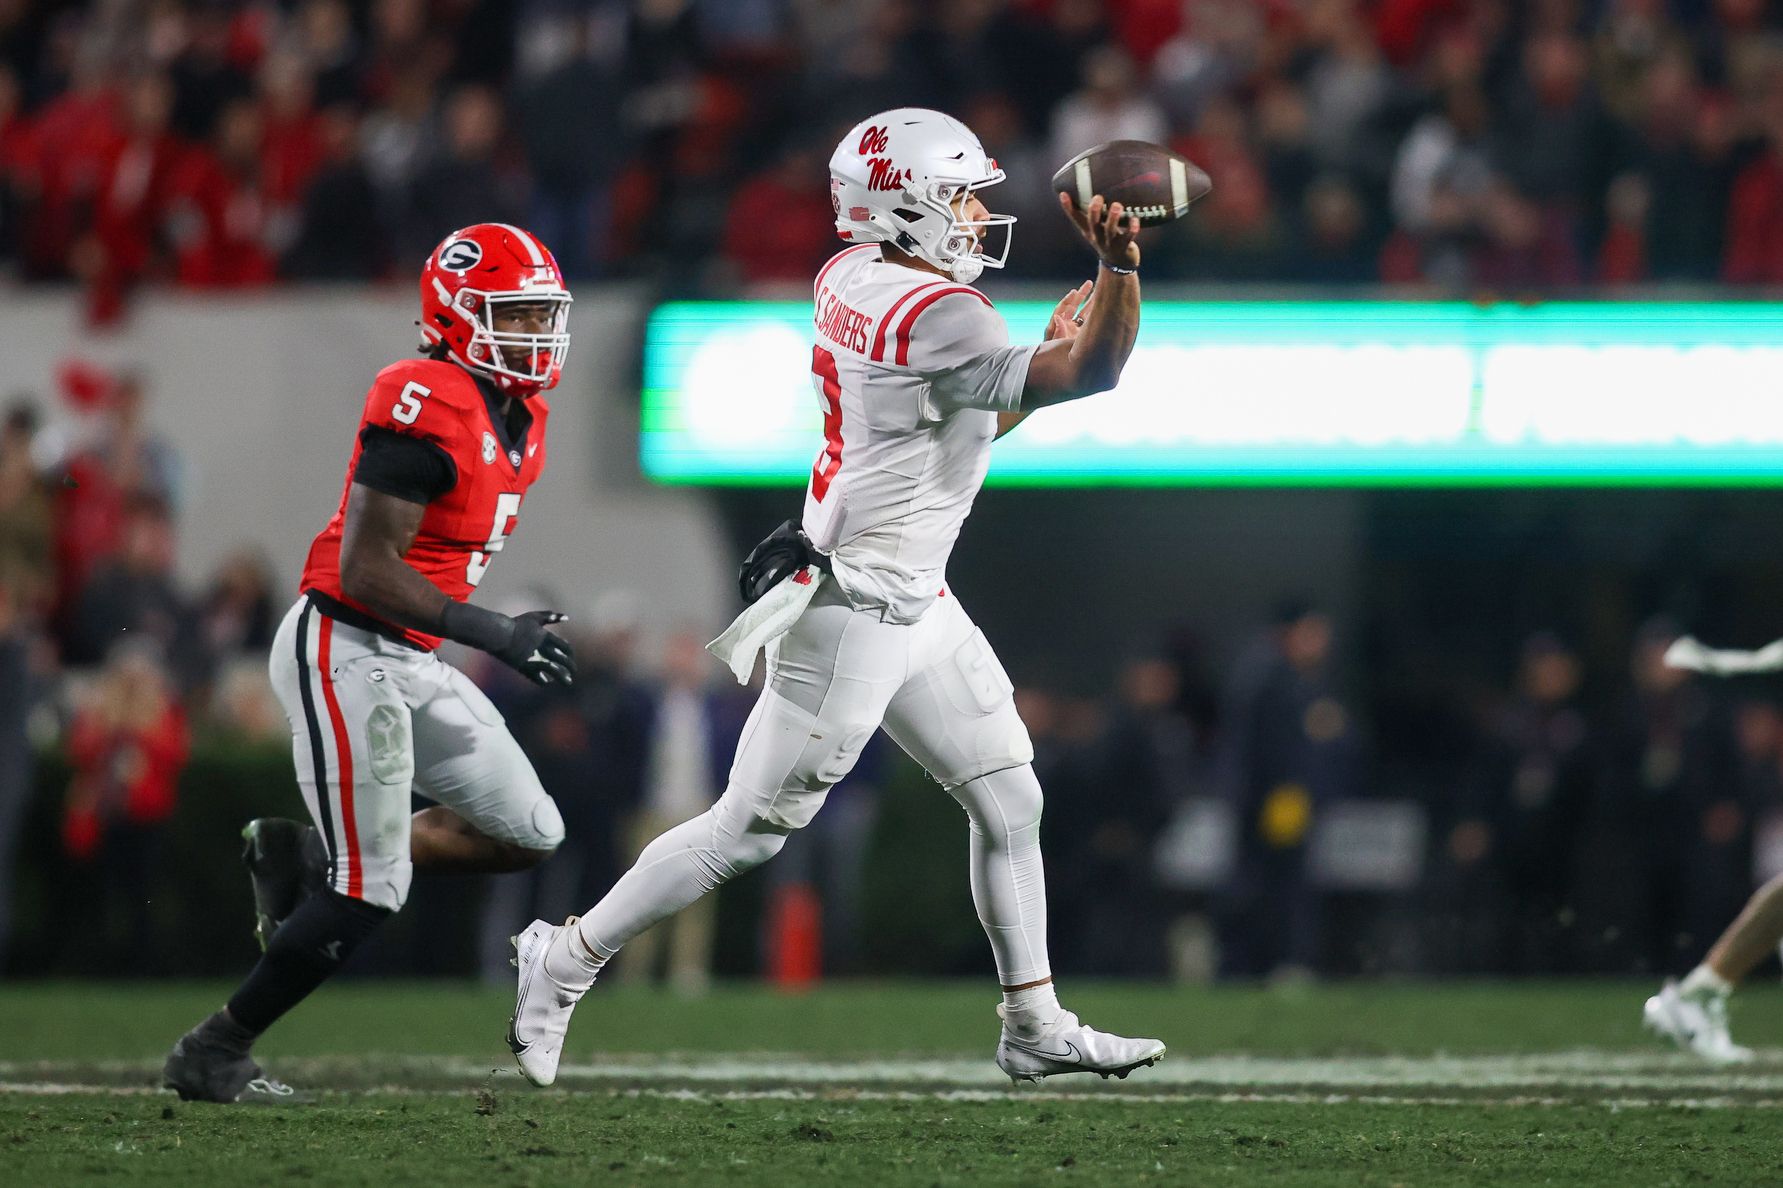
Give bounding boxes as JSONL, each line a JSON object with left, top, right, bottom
{"left": 162, "top": 1029, "right": 310, "bottom": 1105}
{"left": 243, "top": 818, "right": 329, "bottom": 950}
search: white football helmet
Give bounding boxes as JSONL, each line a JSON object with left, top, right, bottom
{"left": 829, "top": 108, "right": 1014, "bottom": 284}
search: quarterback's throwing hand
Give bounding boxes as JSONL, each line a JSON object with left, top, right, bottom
{"left": 501, "top": 611, "right": 577, "bottom": 685}
{"left": 1059, "top": 192, "right": 1140, "bottom": 270}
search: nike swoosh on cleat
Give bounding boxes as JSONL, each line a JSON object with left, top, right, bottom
{"left": 1004, "top": 1037, "right": 1082, "bottom": 1063}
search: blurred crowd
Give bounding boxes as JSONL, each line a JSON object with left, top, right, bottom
{"left": 1, "top": 0, "right": 1782, "bottom": 321}
{"left": 1021, "top": 604, "right": 1783, "bottom": 982}
{"left": 0, "top": 363, "right": 291, "bottom": 969}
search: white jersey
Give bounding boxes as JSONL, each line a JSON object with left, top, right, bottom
{"left": 801, "top": 245, "right": 1038, "bottom": 623}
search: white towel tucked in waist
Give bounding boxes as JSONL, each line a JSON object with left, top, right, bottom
{"left": 706, "top": 566, "right": 828, "bottom": 683}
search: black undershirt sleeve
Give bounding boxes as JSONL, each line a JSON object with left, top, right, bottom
{"left": 353, "top": 427, "right": 458, "bottom": 504}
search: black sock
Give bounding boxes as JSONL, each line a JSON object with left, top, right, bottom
{"left": 225, "top": 890, "right": 391, "bottom": 1036}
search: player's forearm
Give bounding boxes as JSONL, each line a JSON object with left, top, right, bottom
{"left": 1071, "top": 265, "right": 1140, "bottom": 388}
{"left": 1028, "top": 266, "right": 1140, "bottom": 408}
{"left": 337, "top": 549, "right": 454, "bottom": 635}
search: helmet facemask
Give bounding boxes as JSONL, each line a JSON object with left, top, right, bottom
{"left": 898, "top": 170, "right": 1015, "bottom": 284}
{"left": 459, "top": 289, "right": 573, "bottom": 391}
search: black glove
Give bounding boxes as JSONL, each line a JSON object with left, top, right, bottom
{"left": 439, "top": 603, "right": 576, "bottom": 686}
{"left": 738, "top": 519, "right": 828, "bottom": 605}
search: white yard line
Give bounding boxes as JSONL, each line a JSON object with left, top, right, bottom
{"left": 3, "top": 1080, "right": 1783, "bottom": 1111}
{"left": 8, "top": 1049, "right": 1783, "bottom": 1107}
{"left": 526, "top": 1050, "right": 1783, "bottom": 1093}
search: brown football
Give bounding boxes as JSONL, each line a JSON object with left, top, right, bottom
{"left": 1050, "top": 140, "right": 1212, "bottom": 227}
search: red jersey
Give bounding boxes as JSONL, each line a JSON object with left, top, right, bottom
{"left": 302, "top": 358, "right": 550, "bottom": 649}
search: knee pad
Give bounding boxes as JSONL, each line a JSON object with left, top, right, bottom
{"left": 951, "top": 763, "right": 1044, "bottom": 837}
{"left": 710, "top": 786, "right": 794, "bottom": 872}
{"left": 886, "top": 631, "right": 1035, "bottom": 788}
{"left": 727, "top": 689, "right": 876, "bottom": 832}
{"left": 522, "top": 796, "right": 565, "bottom": 854}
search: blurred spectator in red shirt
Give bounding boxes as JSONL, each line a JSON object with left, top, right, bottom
{"left": 719, "top": 142, "right": 835, "bottom": 286}
{"left": 0, "top": 65, "right": 28, "bottom": 269}
{"left": 165, "top": 98, "right": 279, "bottom": 287}
{"left": 1597, "top": 173, "right": 1650, "bottom": 284}
{"left": 257, "top": 52, "right": 325, "bottom": 213}
{"left": 12, "top": 57, "right": 120, "bottom": 280}
{"left": 54, "top": 367, "right": 183, "bottom": 625}
{"left": 1722, "top": 108, "right": 1783, "bottom": 285}
{"left": 62, "top": 643, "right": 188, "bottom": 972}
{"left": 83, "top": 72, "right": 184, "bottom": 322}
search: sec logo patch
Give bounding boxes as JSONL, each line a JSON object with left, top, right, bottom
{"left": 482, "top": 432, "right": 498, "bottom": 464}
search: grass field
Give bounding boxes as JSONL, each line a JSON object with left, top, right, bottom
{"left": 6, "top": 980, "right": 1783, "bottom": 1185}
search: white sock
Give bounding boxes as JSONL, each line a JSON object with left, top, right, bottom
{"left": 556, "top": 795, "right": 788, "bottom": 990}
{"left": 951, "top": 766, "right": 1057, "bottom": 1030}
{"left": 1680, "top": 963, "right": 1733, "bottom": 998}
{"left": 1002, "top": 981, "right": 1062, "bottom": 1034}
{"left": 543, "top": 919, "right": 611, "bottom": 991}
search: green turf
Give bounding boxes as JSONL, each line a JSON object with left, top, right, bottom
{"left": 5, "top": 980, "right": 1783, "bottom": 1186}
{"left": 8, "top": 1093, "right": 1783, "bottom": 1188}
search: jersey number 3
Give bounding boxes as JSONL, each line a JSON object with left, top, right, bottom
{"left": 811, "top": 345, "right": 843, "bottom": 501}
{"left": 466, "top": 492, "right": 523, "bottom": 587}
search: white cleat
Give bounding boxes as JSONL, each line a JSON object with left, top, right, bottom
{"left": 507, "top": 918, "right": 587, "bottom": 1087}
{"left": 994, "top": 1005, "right": 1166, "bottom": 1084}
{"left": 1643, "top": 980, "right": 1754, "bottom": 1065}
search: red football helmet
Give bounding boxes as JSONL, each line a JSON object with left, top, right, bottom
{"left": 418, "top": 223, "right": 572, "bottom": 397}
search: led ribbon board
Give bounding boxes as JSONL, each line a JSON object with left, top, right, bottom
{"left": 640, "top": 302, "right": 1783, "bottom": 486}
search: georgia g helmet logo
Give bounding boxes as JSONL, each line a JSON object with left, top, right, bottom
{"left": 437, "top": 239, "right": 483, "bottom": 272}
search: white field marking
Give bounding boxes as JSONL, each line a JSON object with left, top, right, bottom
{"left": 514, "top": 1050, "right": 1783, "bottom": 1094}
{"left": 11, "top": 1049, "right": 1783, "bottom": 1102}
{"left": 5, "top": 1080, "right": 1783, "bottom": 1111}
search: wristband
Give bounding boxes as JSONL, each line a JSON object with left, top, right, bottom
{"left": 1100, "top": 261, "right": 1138, "bottom": 275}
{"left": 437, "top": 599, "right": 516, "bottom": 654}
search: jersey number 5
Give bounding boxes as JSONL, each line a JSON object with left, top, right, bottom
{"left": 811, "top": 345, "right": 843, "bottom": 501}
{"left": 391, "top": 381, "right": 430, "bottom": 425}
{"left": 466, "top": 492, "right": 523, "bottom": 587}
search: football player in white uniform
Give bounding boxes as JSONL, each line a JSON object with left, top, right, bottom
{"left": 510, "top": 108, "right": 1166, "bottom": 1085}
{"left": 1644, "top": 634, "right": 1783, "bottom": 1063}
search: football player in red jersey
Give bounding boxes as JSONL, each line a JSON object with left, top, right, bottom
{"left": 163, "top": 224, "right": 579, "bottom": 1103}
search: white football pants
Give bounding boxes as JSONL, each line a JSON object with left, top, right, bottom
{"left": 578, "top": 584, "right": 1052, "bottom": 985}
{"left": 267, "top": 597, "right": 565, "bottom": 911}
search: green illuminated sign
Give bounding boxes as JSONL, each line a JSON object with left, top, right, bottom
{"left": 640, "top": 301, "right": 1783, "bottom": 486}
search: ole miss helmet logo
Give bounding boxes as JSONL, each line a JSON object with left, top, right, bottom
{"left": 857, "top": 125, "right": 911, "bottom": 191}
